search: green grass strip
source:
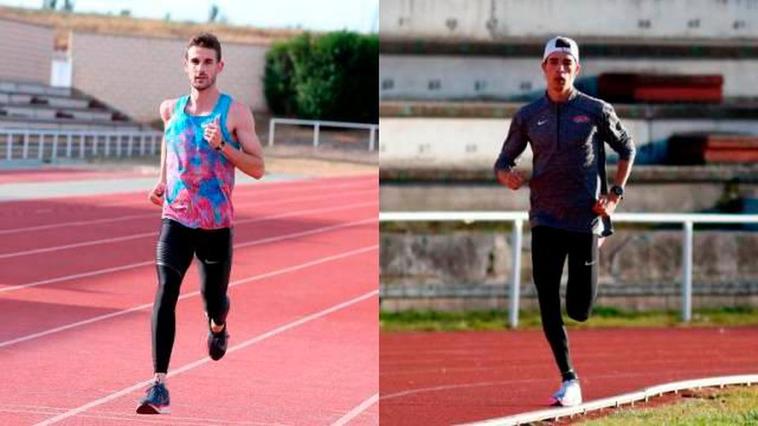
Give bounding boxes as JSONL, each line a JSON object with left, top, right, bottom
{"left": 380, "top": 306, "right": 758, "bottom": 332}
{"left": 580, "top": 386, "right": 758, "bottom": 425}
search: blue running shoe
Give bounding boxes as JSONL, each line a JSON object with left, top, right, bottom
{"left": 136, "top": 381, "right": 170, "bottom": 414}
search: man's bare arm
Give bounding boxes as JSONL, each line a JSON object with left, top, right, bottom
{"left": 148, "top": 99, "right": 174, "bottom": 206}
{"left": 219, "top": 102, "right": 265, "bottom": 179}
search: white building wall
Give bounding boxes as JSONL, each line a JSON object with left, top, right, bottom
{"left": 0, "top": 17, "right": 54, "bottom": 84}
{"left": 70, "top": 32, "right": 269, "bottom": 122}
{"left": 382, "top": 0, "right": 758, "bottom": 41}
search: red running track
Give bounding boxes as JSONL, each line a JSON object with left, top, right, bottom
{"left": 0, "top": 173, "right": 378, "bottom": 425}
{"left": 380, "top": 327, "right": 758, "bottom": 425}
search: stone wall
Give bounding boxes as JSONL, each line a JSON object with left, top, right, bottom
{"left": 380, "top": 229, "right": 758, "bottom": 311}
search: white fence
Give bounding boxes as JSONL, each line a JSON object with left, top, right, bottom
{"left": 379, "top": 211, "right": 758, "bottom": 328}
{"left": 267, "top": 117, "right": 378, "bottom": 151}
{"left": 0, "top": 129, "right": 163, "bottom": 161}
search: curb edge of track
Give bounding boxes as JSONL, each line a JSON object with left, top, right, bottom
{"left": 459, "top": 374, "right": 758, "bottom": 426}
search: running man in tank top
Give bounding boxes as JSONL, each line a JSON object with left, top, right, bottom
{"left": 137, "top": 33, "right": 265, "bottom": 415}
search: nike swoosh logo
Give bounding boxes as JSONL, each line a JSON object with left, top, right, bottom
{"left": 584, "top": 260, "right": 596, "bottom": 266}
{"left": 537, "top": 119, "right": 548, "bottom": 126}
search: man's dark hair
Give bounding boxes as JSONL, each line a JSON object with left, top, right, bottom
{"left": 186, "top": 33, "right": 222, "bottom": 61}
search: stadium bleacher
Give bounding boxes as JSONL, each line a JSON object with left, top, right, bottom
{"left": 0, "top": 79, "right": 140, "bottom": 131}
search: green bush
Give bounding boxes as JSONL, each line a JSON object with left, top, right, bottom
{"left": 263, "top": 42, "right": 296, "bottom": 116}
{"left": 263, "top": 31, "right": 378, "bottom": 123}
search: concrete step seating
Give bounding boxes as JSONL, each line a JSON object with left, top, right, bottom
{"left": 0, "top": 79, "right": 140, "bottom": 130}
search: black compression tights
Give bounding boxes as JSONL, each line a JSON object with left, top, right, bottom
{"left": 152, "top": 219, "right": 232, "bottom": 374}
{"left": 531, "top": 226, "right": 598, "bottom": 381}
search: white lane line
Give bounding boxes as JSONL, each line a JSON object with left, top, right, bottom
{"left": 0, "top": 242, "right": 377, "bottom": 348}
{"left": 0, "top": 200, "right": 376, "bottom": 260}
{"left": 331, "top": 393, "right": 379, "bottom": 426}
{"left": 0, "top": 216, "right": 375, "bottom": 295}
{"left": 0, "top": 407, "right": 264, "bottom": 425}
{"left": 0, "top": 261, "right": 153, "bottom": 294}
{"left": 34, "top": 289, "right": 379, "bottom": 425}
{"left": 0, "top": 212, "right": 156, "bottom": 236}
{"left": 0, "top": 403, "right": 267, "bottom": 424}
{"left": 0, "top": 186, "right": 376, "bottom": 236}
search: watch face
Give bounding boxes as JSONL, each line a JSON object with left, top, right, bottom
{"left": 611, "top": 186, "right": 623, "bottom": 196}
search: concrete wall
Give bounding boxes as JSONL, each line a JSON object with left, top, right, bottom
{"left": 70, "top": 32, "right": 269, "bottom": 122}
{"left": 380, "top": 55, "right": 758, "bottom": 101}
{"left": 379, "top": 116, "right": 758, "bottom": 167}
{"left": 381, "top": 229, "right": 758, "bottom": 311}
{"left": 381, "top": 0, "right": 758, "bottom": 41}
{"left": 0, "top": 18, "right": 53, "bottom": 84}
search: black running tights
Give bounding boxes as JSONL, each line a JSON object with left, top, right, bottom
{"left": 531, "top": 226, "right": 598, "bottom": 381}
{"left": 152, "top": 219, "right": 232, "bottom": 373}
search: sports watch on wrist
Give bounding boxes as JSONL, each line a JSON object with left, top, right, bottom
{"left": 610, "top": 185, "right": 624, "bottom": 198}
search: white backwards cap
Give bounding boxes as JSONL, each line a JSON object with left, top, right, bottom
{"left": 543, "top": 36, "right": 579, "bottom": 63}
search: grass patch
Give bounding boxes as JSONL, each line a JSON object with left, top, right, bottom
{"left": 380, "top": 306, "right": 758, "bottom": 332}
{"left": 580, "top": 386, "right": 758, "bottom": 425}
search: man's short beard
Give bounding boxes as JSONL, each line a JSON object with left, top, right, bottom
{"left": 192, "top": 76, "right": 216, "bottom": 91}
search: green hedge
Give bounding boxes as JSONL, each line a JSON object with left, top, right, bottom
{"left": 263, "top": 31, "right": 378, "bottom": 123}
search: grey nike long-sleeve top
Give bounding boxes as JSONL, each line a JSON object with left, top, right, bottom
{"left": 494, "top": 90, "right": 636, "bottom": 234}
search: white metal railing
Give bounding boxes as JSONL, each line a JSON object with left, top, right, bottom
{"left": 267, "top": 118, "right": 378, "bottom": 151}
{"left": 0, "top": 129, "right": 163, "bottom": 160}
{"left": 379, "top": 211, "right": 758, "bottom": 328}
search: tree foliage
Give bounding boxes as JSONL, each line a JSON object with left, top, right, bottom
{"left": 264, "top": 31, "right": 378, "bottom": 123}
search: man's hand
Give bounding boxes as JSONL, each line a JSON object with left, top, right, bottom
{"left": 593, "top": 194, "right": 620, "bottom": 217}
{"left": 148, "top": 181, "right": 166, "bottom": 206}
{"left": 203, "top": 117, "right": 223, "bottom": 150}
{"left": 496, "top": 169, "right": 526, "bottom": 190}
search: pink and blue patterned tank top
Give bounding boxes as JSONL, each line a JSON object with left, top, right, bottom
{"left": 162, "top": 93, "right": 239, "bottom": 229}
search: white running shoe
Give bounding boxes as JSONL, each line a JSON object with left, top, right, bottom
{"left": 550, "top": 379, "right": 582, "bottom": 407}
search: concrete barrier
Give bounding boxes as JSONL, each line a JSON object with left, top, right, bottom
{"left": 380, "top": 229, "right": 758, "bottom": 311}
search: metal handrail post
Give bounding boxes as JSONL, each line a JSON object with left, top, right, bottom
{"left": 509, "top": 219, "right": 523, "bottom": 328}
{"left": 268, "top": 119, "right": 276, "bottom": 146}
{"left": 151, "top": 134, "right": 158, "bottom": 155}
{"left": 125, "top": 134, "right": 132, "bottom": 157}
{"left": 682, "top": 221, "right": 694, "bottom": 322}
{"left": 22, "top": 131, "right": 29, "bottom": 159}
{"left": 5, "top": 132, "right": 13, "bottom": 160}
{"left": 79, "top": 133, "right": 85, "bottom": 158}
{"left": 52, "top": 133, "right": 58, "bottom": 160}
{"left": 38, "top": 133, "right": 44, "bottom": 160}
